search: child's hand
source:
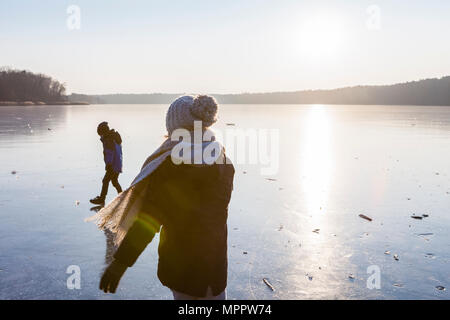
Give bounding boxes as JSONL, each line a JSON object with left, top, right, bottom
{"left": 99, "top": 259, "right": 128, "bottom": 293}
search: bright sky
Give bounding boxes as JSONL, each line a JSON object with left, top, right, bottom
{"left": 1, "top": 0, "right": 450, "bottom": 94}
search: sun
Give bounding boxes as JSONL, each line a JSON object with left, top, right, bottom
{"left": 297, "top": 14, "right": 346, "bottom": 59}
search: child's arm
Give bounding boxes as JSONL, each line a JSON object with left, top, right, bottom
{"left": 99, "top": 160, "right": 170, "bottom": 293}
{"left": 102, "top": 138, "right": 115, "bottom": 170}
{"left": 99, "top": 212, "right": 161, "bottom": 293}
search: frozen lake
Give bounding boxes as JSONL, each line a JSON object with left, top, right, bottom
{"left": 0, "top": 104, "right": 449, "bottom": 299}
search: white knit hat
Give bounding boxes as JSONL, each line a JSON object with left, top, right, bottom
{"left": 166, "top": 95, "right": 218, "bottom": 134}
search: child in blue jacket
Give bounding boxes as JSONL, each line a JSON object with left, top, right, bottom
{"left": 90, "top": 121, "right": 123, "bottom": 205}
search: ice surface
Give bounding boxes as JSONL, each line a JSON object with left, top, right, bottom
{"left": 0, "top": 104, "right": 449, "bottom": 299}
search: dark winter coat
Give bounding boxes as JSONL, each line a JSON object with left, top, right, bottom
{"left": 113, "top": 156, "right": 235, "bottom": 297}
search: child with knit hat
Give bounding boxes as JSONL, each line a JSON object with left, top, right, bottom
{"left": 93, "top": 95, "right": 235, "bottom": 300}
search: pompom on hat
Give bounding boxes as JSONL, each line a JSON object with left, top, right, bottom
{"left": 166, "top": 95, "right": 218, "bottom": 134}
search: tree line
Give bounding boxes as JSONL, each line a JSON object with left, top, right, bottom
{"left": 71, "top": 76, "right": 450, "bottom": 106}
{"left": 0, "top": 68, "right": 67, "bottom": 102}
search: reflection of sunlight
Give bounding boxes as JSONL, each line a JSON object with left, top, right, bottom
{"left": 302, "top": 105, "right": 332, "bottom": 224}
{"left": 286, "top": 106, "right": 346, "bottom": 299}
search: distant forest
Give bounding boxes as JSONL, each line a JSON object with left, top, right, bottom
{"left": 1, "top": 67, "right": 449, "bottom": 106}
{"left": 70, "top": 76, "right": 450, "bottom": 106}
{"left": 0, "top": 68, "right": 66, "bottom": 103}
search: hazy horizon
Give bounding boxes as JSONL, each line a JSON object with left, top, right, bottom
{"left": 72, "top": 75, "right": 449, "bottom": 96}
{"left": 1, "top": 0, "right": 450, "bottom": 95}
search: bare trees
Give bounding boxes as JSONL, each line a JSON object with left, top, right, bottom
{"left": 0, "top": 67, "right": 67, "bottom": 102}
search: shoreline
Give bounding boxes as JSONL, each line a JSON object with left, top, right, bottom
{"left": 1, "top": 101, "right": 450, "bottom": 107}
{"left": 0, "top": 101, "right": 89, "bottom": 106}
